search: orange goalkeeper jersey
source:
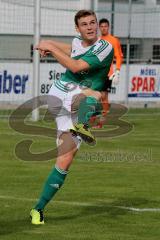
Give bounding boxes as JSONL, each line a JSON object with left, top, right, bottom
{"left": 100, "top": 34, "right": 123, "bottom": 77}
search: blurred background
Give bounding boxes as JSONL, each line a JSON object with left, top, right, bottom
{"left": 0, "top": 0, "right": 160, "bottom": 119}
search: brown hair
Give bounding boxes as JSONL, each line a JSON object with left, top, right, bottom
{"left": 99, "top": 18, "right": 110, "bottom": 26}
{"left": 74, "top": 10, "right": 97, "bottom": 26}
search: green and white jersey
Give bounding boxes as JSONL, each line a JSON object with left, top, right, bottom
{"left": 61, "top": 36, "right": 114, "bottom": 91}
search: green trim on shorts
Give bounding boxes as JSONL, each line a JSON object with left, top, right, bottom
{"left": 54, "top": 80, "right": 68, "bottom": 93}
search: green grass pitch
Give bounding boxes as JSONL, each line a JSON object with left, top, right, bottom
{"left": 0, "top": 108, "right": 160, "bottom": 240}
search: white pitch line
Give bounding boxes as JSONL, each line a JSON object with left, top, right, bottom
{"left": 0, "top": 195, "right": 160, "bottom": 212}
{"left": 116, "top": 206, "right": 160, "bottom": 212}
{"left": 0, "top": 195, "right": 35, "bottom": 202}
{"left": 0, "top": 195, "right": 96, "bottom": 207}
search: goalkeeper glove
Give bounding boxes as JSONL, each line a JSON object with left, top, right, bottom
{"left": 109, "top": 69, "right": 120, "bottom": 86}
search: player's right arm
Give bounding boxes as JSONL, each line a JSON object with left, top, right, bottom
{"left": 35, "top": 40, "right": 90, "bottom": 73}
{"left": 39, "top": 40, "right": 72, "bottom": 56}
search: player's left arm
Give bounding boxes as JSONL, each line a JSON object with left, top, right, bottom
{"left": 35, "top": 40, "right": 90, "bottom": 73}
{"left": 115, "top": 38, "right": 123, "bottom": 70}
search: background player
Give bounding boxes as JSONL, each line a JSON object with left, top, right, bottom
{"left": 92, "top": 18, "right": 123, "bottom": 128}
{"left": 99, "top": 18, "right": 123, "bottom": 85}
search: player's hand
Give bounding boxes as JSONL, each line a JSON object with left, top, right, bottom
{"left": 39, "top": 50, "right": 50, "bottom": 58}
{"left": 35, "top": 40, "right": 53, "bottom": 56}
{"left": 109, "top": 69, "right": 120, "bottom": 86}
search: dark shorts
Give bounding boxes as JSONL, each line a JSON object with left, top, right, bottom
{"left": 103, "top": 77, "right": 112, "bottom": 92}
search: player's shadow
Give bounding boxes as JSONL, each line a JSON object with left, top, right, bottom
{"left": 47, "top": 197, "right": 159, "bottom": 223}
{"left": 84, "top": 196, "right": 159, "bottom": 217}
{"left": 0, "top": 197, "right": 159, "bottom": 236}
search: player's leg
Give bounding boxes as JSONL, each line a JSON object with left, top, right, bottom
{"left": 30, "top": 131, "right": 81, "bottom": 225}
{"left": 91, "top": 91, "right": 109, "bottom": 129}
{"left": 30, "top": 90, "right": 82, "bottom": 225}
{"left": 91, "top": 76, "right": 112, "bottom": 129}
{"left": 79, "top": 89, "right": 102, "bottom": 125}
{"left": 70, "top": 89, "right": 102, "bottom": 144}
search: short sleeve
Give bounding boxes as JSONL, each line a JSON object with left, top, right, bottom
{"left": 81, "top": 40, "right": 113, "bottom": 69}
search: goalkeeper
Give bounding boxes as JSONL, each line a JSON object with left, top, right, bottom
{"left": 30, "top": 10, "right": 113, "bottom": 225}
{"left": 92, "top": 18, "right": 123, "bottom": 128}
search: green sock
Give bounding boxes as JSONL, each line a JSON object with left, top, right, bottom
{"left": 78, "top": 96, "right": 102, "bottom": 126}
{"left": 34, "top": 165, "right": 67, "bottom": 210}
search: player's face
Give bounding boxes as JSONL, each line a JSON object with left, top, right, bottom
{"left": 76, "top": 15, "right": 98, "bottom": 43}
{"left": 99, "top": 23, "right": 109, "bottom": 36}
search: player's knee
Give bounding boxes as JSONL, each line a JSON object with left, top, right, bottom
{"left": 56, "top": 153, "right": 73, "bottom": 170}
{"left": 82, "top": 89, "right": 102, "bottom": 100}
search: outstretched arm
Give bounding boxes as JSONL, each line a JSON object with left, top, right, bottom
{"left": 35, "top": 40, "right": 90, "bottom": 73}
{"left": 41, "top": 40, "right": 72, "bottom": 56}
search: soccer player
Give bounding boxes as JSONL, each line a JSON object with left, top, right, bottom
{"left": 30, "top": 10, "right": 113, "bottom": 224}
{"left": 99, "top": 18, "right": 123, "bottom": 84}
{"left": 92, "top": 18, "right": 123, "bottom": 128}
